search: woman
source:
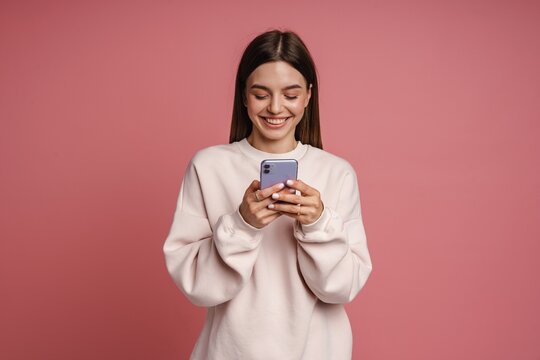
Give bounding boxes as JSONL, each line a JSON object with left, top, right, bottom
{"left": 163, "top": 29, "right": 373, "bottom": 360}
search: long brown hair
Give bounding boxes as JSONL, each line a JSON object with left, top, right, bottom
{"left": 229, "top": 29, "right": 323, "bottom": 149}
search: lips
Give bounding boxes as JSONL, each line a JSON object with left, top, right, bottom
{"left": 261, "top": 116, "right": 291, "bottom": 127}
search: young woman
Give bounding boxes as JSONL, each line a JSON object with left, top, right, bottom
{"left": 163, "top": 29, "right": 373, "bottom": 360}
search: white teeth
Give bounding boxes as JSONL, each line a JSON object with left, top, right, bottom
{"left": 264, "top": 117, "right": 289, "bottom": 124}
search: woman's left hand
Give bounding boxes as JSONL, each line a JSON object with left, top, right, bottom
{"left": 267, "top": 179, "right": 324, "bottom": 225}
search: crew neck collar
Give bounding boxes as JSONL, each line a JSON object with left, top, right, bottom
{"left": 236, "top": 137, "right": 308, "bottom": 162}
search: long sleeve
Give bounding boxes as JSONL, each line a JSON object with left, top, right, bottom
{"left": 162, "top": 158, "right": 263, "bottom": 307}
{"left": 293, "top": 168, "right": 373, "bottom": 304}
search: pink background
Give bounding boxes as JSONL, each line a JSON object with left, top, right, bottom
{"left": 1, "top": 0, "right": 539, "bottom": 359}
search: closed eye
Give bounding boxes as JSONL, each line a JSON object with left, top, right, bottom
{"left": 254, "top": 95, "right": 298, "bottom": 100}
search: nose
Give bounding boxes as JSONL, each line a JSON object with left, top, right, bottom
{"left": 268, "top": 95, "right": 283, "bottom": 114}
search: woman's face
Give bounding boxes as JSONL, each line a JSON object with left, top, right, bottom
{"left": 244, "top": 61, "right": 311, "bottom": 145}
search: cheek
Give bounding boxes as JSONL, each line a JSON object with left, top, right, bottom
{"left": 289, "top": 101, "right": 306, "bottom": 115}
{"left": 246, "top": 101, "right": 263, "bottom": 115}
{"left": 288, "top": 95, "right": 310, "bottom": 113}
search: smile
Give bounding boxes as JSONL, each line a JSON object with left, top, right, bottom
{"left": 261, "top": 116, "right": 291, "bottom": 127}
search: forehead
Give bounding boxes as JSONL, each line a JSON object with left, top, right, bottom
{"left": 246, "top": 61, "right": 306, "bottom": 88}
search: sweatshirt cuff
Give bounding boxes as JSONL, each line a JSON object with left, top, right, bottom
{"left": 214, "top": 207, "right": 264, "bottom": 258}
{"left": 297, "top": 205, "right": 332, "bottom": 234}
{"left": 234, "top": 206, "right": 263, "bottom": 233}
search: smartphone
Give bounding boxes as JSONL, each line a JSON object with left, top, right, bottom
{"left": 260, "top": 159, "right": 298, "bottom": 189}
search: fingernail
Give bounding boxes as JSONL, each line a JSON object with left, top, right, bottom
{"left": 277, "top": 183, "right": 285, "bottom": 189}
{"left": 286, "top": 179, "right": 294, "bottom": 186}
{"left": 268, "top": 203, "right": 275, "bottom": 209}
{"left": 272, "top": 193, "right": 279, "bottom": 199}
{"left": 289, "top": 188, "right": 295, "bottom": 193}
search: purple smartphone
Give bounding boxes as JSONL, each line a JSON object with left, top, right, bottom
{"left": 260, "top": 159, "right": 298, "bottom": 189}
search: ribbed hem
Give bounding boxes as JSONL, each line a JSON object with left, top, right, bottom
{"left": 293, "top": 206, "right": 334, "bottom": 242}
{"left": 300, "top": 205, "right": 331, "bottom": 233}
{"left": 301, "top": 202, "right": 327, "bottom": 229}
{"left": 234, "top": 206, "right": 262, "bottom": 232}
{"left": 235, "top": 137, "right": 309, "bottom": 163}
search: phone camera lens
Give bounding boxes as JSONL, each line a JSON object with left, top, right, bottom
{"left": 263, "top": 169, "right": 270, "bottom": 174}
{"left": 264, "top": 164, "right": 270, "bottom": 169}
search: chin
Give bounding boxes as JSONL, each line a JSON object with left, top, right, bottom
{"left": 259, "top": 130, "right": 296, "bottom": 143}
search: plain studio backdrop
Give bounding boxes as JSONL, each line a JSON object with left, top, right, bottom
{"left": 1, "top": 0, "right": 539, "bottom": 359}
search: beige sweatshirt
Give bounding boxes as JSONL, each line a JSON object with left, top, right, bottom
{"left": 163, "top": 137, "right": 373, "bottom": 360}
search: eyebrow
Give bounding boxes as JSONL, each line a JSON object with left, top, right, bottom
{"left": 249, "top": 83, "right": 303, "bottom": 91}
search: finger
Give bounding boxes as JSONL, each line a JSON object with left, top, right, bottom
{"left": 285, "top": 179, "right": 318, "bottom": 196}
{"left": 258, "top": 182, "right": 286, "bottom": 199}
{"left": 268, "top": 192, "right": 306, "bottom": 206}
{"left": 268, "top": 202, "right": 304, "bottom": 215}
{"left": 252, "top": 206, "right": 283, "bottom": 225}
{"left": 272, "top": 187, "right": 297, "bottom": 199}
{"left": 251, "top": 189, "right": 283, "bottom": 206}
{"left": 252, "top": 196, "right": 278, "bottom": 212}
{"left": 277, "top": 187, "right": 294, "bottom": 195}
{"left": 247, "top": 180, "right": 265, "bottom": 203}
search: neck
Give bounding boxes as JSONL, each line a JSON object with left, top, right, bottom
{"left": 247, "top": 133, "right": 297, "bottom": 154}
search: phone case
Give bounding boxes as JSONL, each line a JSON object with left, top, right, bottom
{"left": 260, "top": 159, "right": 298, "bottom": 189}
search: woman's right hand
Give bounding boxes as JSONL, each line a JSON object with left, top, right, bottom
{"left": 239, "top": 180, "right": 290, "bottom": 229}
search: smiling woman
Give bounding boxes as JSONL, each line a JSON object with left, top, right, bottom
{"left": 230, "top": 30, "right": 323, "bottom": 153}
{"left": 163, "top": 29, "right": 373, "bottom": 360}
{"left": 243, "top": 61, "right": 313, "bottom": 152}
